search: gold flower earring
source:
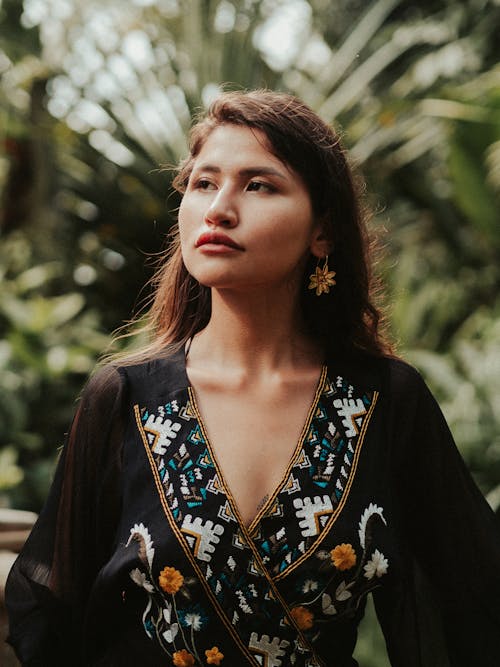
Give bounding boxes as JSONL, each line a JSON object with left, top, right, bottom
{"left": 308, "top": 255, "right": 336, "bottom": 296}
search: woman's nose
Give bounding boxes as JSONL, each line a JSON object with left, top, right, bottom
{"left": 204, "top": 189, "right": 238, "bottom": 228}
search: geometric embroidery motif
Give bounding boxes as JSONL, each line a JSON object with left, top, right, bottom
{"left": 293, "top": 496, "right": 334, "bottom": 537}
{"left": 253, "top": 374, "right": 375, "bottom": 577}
{"left": 333, "top": 397, "right": 367, "bottom": 437}
{"left": 143, "top": 414, "right": 181, "bottom": 454}
{"left": 137, "top": 371, "right": 377, "bottom": 666}
{"left": 249, "top": 632, "right": 290, "bottom": 666}
{"left": 181, "top": 514, "right": 225, "bottom": 562}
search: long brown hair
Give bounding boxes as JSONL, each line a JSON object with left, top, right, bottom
{"left": 111, "top": 89, "right": 392, "bottom": 363}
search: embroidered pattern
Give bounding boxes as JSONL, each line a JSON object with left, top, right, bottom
{"left": 254, "top": 376, "right": 376, "bottom": 578}
{"left": 134, "top": 373, "right": 380, "bottom": 665}
{"left": 285, "top": 504, "right": 389, "bottom": 637}
{"left": 293, "top": 496, "right": 334, "bottom": 537}
{"left": 126, "top": 522, "right": 223, "bottom": 665}
{"left": 181, "top": 515, "right": 225, "bottom": 562}
{"left": 248, "top": 632, "right": 289, "bottom": 666}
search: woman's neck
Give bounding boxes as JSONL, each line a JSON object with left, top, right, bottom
{"left": 188, "top": 287, "right": 323, "bottom": 379}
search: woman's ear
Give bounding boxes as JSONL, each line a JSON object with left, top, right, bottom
{"left": 309, "top": 222, "right": 332, "bottom": 258}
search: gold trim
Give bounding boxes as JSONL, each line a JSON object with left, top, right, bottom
{"left": 186, "top": 365, "right": 327, "bottom": 536}
{"left": 247, "top": 365, "right": 328, "bottom": 535}
{"left": 273, "top": 390, "right": 380, "bottom": 582}
{"left": 133, "top": 405, "right": 257, "bottom": 665}
{"left": 188, "top": 386, "right": 326, "bottom": 666}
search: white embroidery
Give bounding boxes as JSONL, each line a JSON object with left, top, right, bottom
{"left": 181, "top": 514, "right": 224, "bottom": 562}
{"left": 144, "top": 414, "right": 182, "bottom": 454}
{"left": 293, "top": 495, "right": 333, "bottom": 537}
{"left": 335, "top": 580, "right": 353, "bottom": 601}
{"left": 323, "top": 452, "right": 336, "bottom": 477}
{"left": 126, "top": 523, "right": 155, "bottom": 567}
{"left": 321, "top": 593, "right": 337, "bottom": 615}
{"left": 283, "top": 473, "right": 301, "bottom": 495}
{"left": 333, "top": 397, "right": 367, "bottom": 437}
{"left": 236, "top": 590, "right": 253, "bottom": 613}
{"left": 129, "top": 568, "right": 154, "bottom": 593}
{"left": 249, "top": 632, "right": 290, "bottom": 666}
{"left": 162, "top": 604, "right": 179, "bottom": 644}
{"left": 364, "top": 549, "right": 389, "bottom": 579}
{"left": 358, "top": 503, "right": 386, "bottom": 549}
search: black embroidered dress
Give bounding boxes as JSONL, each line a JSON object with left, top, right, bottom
{"left": 6, "top": 349, "right": 500, "bottom": 666}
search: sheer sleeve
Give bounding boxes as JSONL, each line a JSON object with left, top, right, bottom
{"left": 5, "top": 365, "right": 127, "bottom": 666}
{"left": 374, "top": 362, "right": 500, "bottom": 667}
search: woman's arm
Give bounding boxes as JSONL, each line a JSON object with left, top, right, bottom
{"left": 5, "top": 365, "right": 127, "bottom": 666}
{"left": 375, "top": 362, "right": 500, "bottom": 666}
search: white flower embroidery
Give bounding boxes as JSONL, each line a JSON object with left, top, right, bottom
{"left": 129, "top": 568, "right": 154, "bottom": 592}
{"left": 302, "top": 579, "right": 318, "bottom": 594}
{"left": 363, "top": 549, "right": 389, "bottom": 579}
{"left": 126, "top": 522, "right": 155, "bottom": 568}
{"left": 358, "top": 503, "right": 386, "bottom": 549}
{"left": 184, "top": 613, "right": 202, "bottom": 631}
{"left": 335, "top": 580, "right": 353, "bottom": 601}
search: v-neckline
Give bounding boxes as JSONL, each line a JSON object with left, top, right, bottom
{"left": 186, "top": 365, "right": 328, "bottom": 535}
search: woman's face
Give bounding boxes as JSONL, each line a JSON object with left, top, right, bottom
{"left": 178, "top": 124, "right": 325, "bottom": 294}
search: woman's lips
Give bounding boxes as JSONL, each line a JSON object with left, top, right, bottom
{"left": 195, "top": 231, "right": 244, "bottom": 251}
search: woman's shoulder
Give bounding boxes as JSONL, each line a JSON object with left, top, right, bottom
{"left": 329, "top": 350, "right": 426, "bottom": 397}
{"left": 383, "top": 355, "right": 427, "bottom": 390}
{"left": 76, "top": 363, "right": 128, "bottom": 419}
{"left": 88, "top": 345, "right": 189, "bottom": 403}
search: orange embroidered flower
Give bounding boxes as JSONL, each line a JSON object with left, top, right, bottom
{"left": 205, "top": 646, "right": 224, "bottom": 664}
{"left": 159, "top": 566, "right": 184, "bottom": 594}
{"left": 330, "top": 543, "right": 357, "bottom": 571}
{"left": 172, "top": 649, "right": 195, "bottom": 667}
{"left": 289, "top": 605, "right": 314, "bottom": 630}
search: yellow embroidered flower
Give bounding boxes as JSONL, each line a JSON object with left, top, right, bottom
{"left": 159, "top": 566, "right": 184, "bottom": 594}
{"left": 172, "top": 649, "right": 195, "bottom": 667}
{"left": 308, "top": 266, "right": 336, "bottom": 296}
{"left": 330, "top": 543, "right": 357, "bottom": 571}
{"left": 289, "top": 605, "right": 314, "bottom": 630}
{"left": 205, "top": 646, "right": 224, "bottom": 664}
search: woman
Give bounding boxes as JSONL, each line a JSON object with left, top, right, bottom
{"left": 6, "top": 90, "right": 500, "bottom": 666}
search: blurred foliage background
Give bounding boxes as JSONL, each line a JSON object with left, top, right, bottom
{"left": 1, "top": 0, "right": 499, "bottom": 664}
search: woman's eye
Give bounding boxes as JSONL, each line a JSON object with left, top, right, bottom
{"left": 194, "top": 178, "right": 216, "bottom": 190}
{"left": 247, "top": 181, "right": 275, "bottom": 193}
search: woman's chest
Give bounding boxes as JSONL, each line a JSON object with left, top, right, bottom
{"left": 186, "top": 369, "right": 328, "bottom": 526}
{"left": 95, "top": 375, "right": 400, "bottom": 666}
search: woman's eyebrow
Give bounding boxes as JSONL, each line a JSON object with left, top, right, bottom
{"left": 192, "top": 164, "right": 288, "bottom": 180}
